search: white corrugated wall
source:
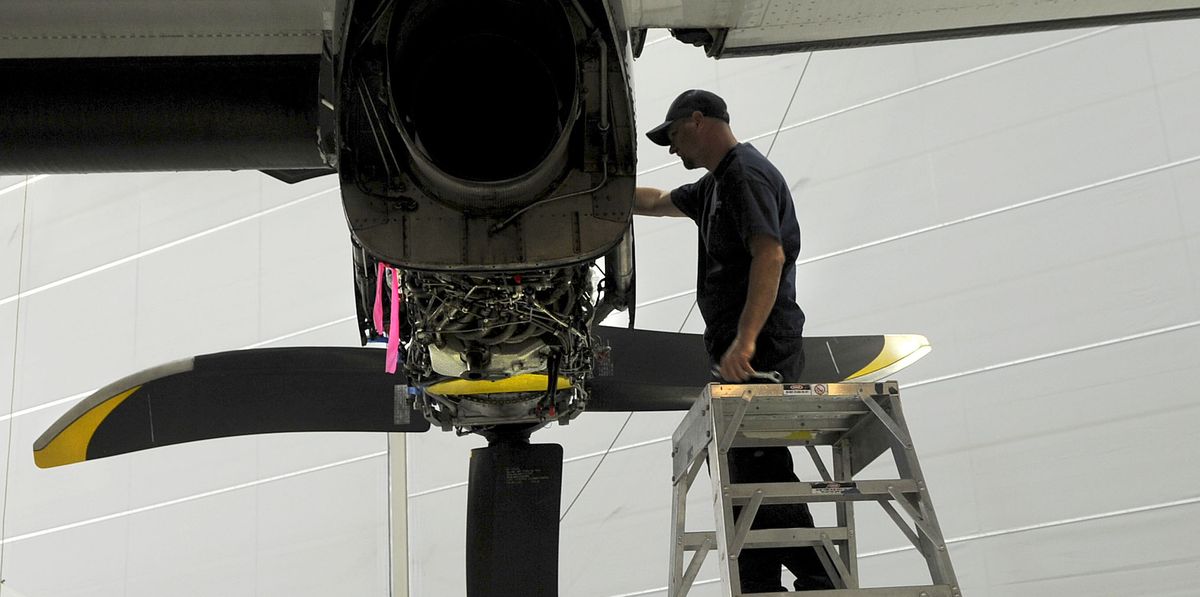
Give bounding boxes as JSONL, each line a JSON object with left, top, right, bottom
{"left": 1, "top": 18, "right": 1198, "bottom": 597}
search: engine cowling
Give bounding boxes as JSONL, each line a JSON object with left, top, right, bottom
{"left": 336, "top": 0, "right": 636, "bottom": 271}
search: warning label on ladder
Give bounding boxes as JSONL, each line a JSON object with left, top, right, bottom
{"left": 783, "top": 384, "right": 814, "bottom": 395}
{"left": 811, "top": 482, "right": 860, "bottom": 495}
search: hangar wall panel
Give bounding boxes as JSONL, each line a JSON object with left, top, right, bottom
{"left": 0, "top": 174, "right": 388, "bottom": 597}
{"left": 521, "top": 20, "right": 1199, "bottom": 597}
{"left": 0, "top": 15, "right": 1197, "bottom": 597}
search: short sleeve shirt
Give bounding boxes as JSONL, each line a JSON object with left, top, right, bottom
{"left": 670, "top": 143, "right": 805, "bottom": 341}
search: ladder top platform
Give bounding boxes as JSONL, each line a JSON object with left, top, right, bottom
{"left": 672, "top": 381, "right": 906, "bottom": 484}
{"left": 705, "top": 380, "right": 899, "bottom": 401}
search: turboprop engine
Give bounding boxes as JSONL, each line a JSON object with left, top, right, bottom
{"left": 333, "top": 0, "right": 637, "bottom": 431}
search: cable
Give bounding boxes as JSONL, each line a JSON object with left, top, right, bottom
{"left": 555, "top": 56, "right": 813, "bottom": 517}
{"left": 560, "top": 285, "right": 699, "bottom": 522}
{"left": 765, "top": 52, "right": 813, "bottom": 159}
{"left": 0, "top": 176, "right": 32, "bottom": 578}
{"left": 490, "top": 158, "right": 609, "bottom": 234}
{"left": 559, "top": 410, "right": 634, "bottom": 522}
{"left": 676, "top": 298, "right": 699, "bottom": 332}
{"left": 672, "top": 52, "right": 814, "bottom": 326}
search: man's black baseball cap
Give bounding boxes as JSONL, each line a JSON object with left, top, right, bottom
{"left": 646, "top": 89, "right": 730, "bottom": 146}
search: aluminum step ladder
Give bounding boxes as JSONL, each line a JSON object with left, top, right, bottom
{"left": 668, "top": 381, "right": 960, "bottom": 597}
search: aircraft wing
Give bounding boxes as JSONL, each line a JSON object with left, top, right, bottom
{"left": 0, "top": 0, "right": 331, "bottom": 174}
{"left": 0, "top": 0, "right": 326, "bottom": 59}
{"left": 623, "top": 0, "right": 1200, "bottom": 56}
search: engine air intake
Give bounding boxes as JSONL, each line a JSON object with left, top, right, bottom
{"left": 389, "top": 0, "right": 578, "bottom": 182}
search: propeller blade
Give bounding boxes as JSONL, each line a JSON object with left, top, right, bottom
{"left": 587, "top": 327, "right": 711, "bottom": 411}
{"left": 466, "top": 441, "right": 563, "bottom": 597}
{"left": 34, "top": 347, "right": 429, "bottom": 468}
{"left": 587, "top": 327, "right": 931, "bottom": 411}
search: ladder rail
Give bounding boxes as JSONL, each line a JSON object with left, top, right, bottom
{"left": 670, "top": 444, "right": 710, "bottom": 594}
{"left": 885, "top": 396, "right": 959, "bottom": 589}
{"left": 709, "top": 422, "right": 743, "bottom": 597}
{"left": 833, "top": 441, "right": 860, "bottom": 587}
{"left": 668, "top": 381, "right": 961, "bottom": 597}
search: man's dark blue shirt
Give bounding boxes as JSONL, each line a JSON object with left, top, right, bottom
{"left": 670, "top": 143, "right": 805, "bottom": 342}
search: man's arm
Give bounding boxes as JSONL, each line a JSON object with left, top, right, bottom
{"left": 634, "top": 186, "right": 686, "bottom": 217}
{"left": 718, "top": 234, "right": 785, "bottom": 382}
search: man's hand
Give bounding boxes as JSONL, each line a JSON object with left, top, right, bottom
{"left": 718, "top": 336, "right": 757, "bottom": 382}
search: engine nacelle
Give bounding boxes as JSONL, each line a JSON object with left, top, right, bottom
{"left": 336, "top": 0, "right": 636, "bottom": 271}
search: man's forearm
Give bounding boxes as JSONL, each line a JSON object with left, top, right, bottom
{"left": 634, "top": 186, "right": 684, "bottom": 217}
{"left": 634, "top": 187, "right": 662, "bottom": 213}
{"left": 736, "top": 252, "right": 783, "bottom": 344}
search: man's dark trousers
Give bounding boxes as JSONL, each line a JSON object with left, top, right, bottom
{"left": 705, "top": 333, "right": 835, "bottom": 592}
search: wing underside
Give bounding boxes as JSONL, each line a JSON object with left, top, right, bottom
{"left": 624, "top": 0, "right": 1200, "bottom": 56}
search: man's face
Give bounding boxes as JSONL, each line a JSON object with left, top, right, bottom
{"left": 667, "top": 116, "right": 700, "bottom": 169}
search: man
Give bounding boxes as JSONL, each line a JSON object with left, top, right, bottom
{"left": 634, "top": 89, "right": 834, "bottom": 592}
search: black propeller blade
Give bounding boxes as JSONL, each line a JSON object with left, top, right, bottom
{"left": 467, "top": 437, "right": 563, "bottom": 597}
{"left": 587, "top": 326, "right": 712, "bottom": 411}
{"left": 34, "top": 347, "right": 429, "bottom": 468}
{"left": 588, "top": 327, "right": 925, "bottom": 411}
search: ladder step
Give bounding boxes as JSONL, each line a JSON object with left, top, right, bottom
{"left": 728, "top": 479, "right": 919, "bottom": 504}
{"left": 741, "top": 585, "right": 956, "bottom": 597}
{"left": 732, "top": 409, "right": 870, "bottom": 425}
{"left": 682, "top": 527, "right": 850, "bottom": 550}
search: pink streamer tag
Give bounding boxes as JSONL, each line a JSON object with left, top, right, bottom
{"left": 373, "top": 261, "right": 386, "bottom": 335}
{"left": 385, "top": 266, "right": 402, "bottom": 374}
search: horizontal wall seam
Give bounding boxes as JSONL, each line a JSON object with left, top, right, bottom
{"left": 794, "top": 153, "right": 1200, "bottom": 268}
{"left": 3, "top": 313, "right": 357, "bottom": 424}
{"left": 11, "top": 313, "right": 1196, "bottom": 502}
{"left": 608, "top": 495, "right": 1200, "bottom": 596}
{"left": 28, "top": 158, "right": 1192, "bottom": 421}
{"left": 635, "top": 152, "right": 1200, "bottom": 309}
{"left": 0, "top": 26, "right": 1125, "bottom": 309}
{"left": 636, "top": 27, "right": 1118, "bottom": 177}
{"left": 408, "top": 318, "right": 1200, "bottom": 498}
{"left": 7, "top": 317, "right": 1194, "bottom": 541}
{"left": 903, "top": 319, "right": 1200, "bottom": 389}
{"left": 0, "top": 26, "right": 1132, "bottom": 316}
{"left": 1, "top": 450, "right": 388, "bottom": 545}
{"left": 0, "top": 176, "right": 48, "bottom": 199}
{"left": 0, "top": 185, "right": 338, "bottom": 309}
